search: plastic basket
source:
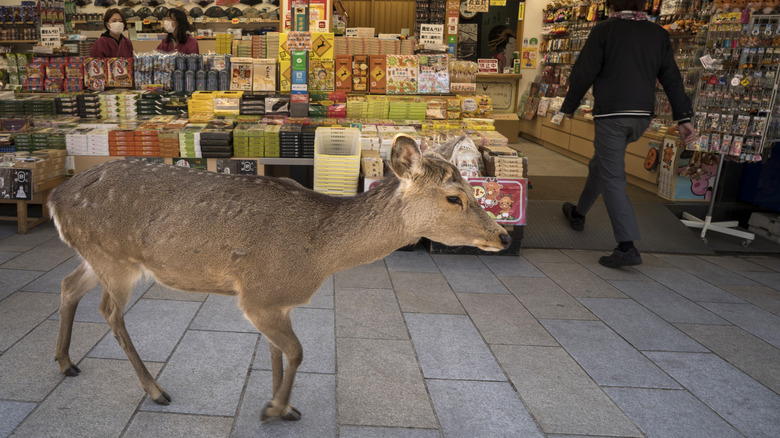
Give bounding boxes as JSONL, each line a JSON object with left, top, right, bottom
{"left": 314, "top": 127, "right": 360, "bottom": 157}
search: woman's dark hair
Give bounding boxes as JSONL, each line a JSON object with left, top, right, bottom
{"left": 607, "top": 0, "right": 646, "bottom": 10}
{"left": 103, "top": 8, "right": 127, "bottom": 33}
{"left": 167, "top": 8, "right": 194, "bottom": 43}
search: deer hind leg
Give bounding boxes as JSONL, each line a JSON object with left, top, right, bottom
{"left": 55, "top": 260, "right": 100, "bottom": 376}
{"left": 246, "top": 310, "right": 303, "bottom": 421}
{"left": 96, "top": 263, "right": 172, "bottom": 406}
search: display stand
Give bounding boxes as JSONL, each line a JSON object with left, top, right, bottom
{"left": 680, "top": 155, "right": 754, "bottom": 245}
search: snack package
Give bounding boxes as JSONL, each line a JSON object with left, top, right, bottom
{"left": 107, "top": 58, "right": 133, "bottom": 88}
{"left": 85, "top": 58, "right": 107, "bottom": 92}
{"left": 417, "top": 54, "right": 449, "bottom": 94}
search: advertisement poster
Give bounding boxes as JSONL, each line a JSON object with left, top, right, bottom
{"left": 521, "top": 37, "right": 538, "bottom": 69}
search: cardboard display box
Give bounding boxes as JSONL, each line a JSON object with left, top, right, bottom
{"left": 369, "top": 55, "right": 387, "bottom": 94}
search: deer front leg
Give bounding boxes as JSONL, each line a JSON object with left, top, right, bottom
{"left": 55, "top": 261, "right": 99, "bottom": 376}
{"left": 248, "top": 311, "right": 303, "bottom": 421}
{"left": 98, "top": 288, "right": 171, "bottom": 405}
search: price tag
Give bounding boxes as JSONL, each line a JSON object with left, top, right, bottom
{"left": 143, "top": 19, "right": 150, "bottom": 25}
{"left": 232, "top": 18, "right": 239, "bottom": 24}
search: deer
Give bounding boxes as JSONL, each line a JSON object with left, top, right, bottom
{"left": 48, "top": 134, "right": 511, "bottom": 422}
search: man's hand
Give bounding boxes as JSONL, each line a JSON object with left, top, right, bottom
{"left": 677, "top": 122, "right": 696, "bottom": 145}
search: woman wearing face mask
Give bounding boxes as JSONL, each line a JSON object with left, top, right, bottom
{"left": 90, "top": 8, "right": 134, "bottom": 58}
{"left": 157, "top": 8, "right": 199, "bottom": 54}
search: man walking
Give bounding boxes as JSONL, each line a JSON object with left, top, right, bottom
{"left": 560, "top": 0, "right": 697, "bottom": 268}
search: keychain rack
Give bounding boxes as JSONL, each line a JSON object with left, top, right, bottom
{"left": 678, "top": 13, "right": 780, "bottom": 245}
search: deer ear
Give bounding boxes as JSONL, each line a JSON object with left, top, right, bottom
{"left": 390, "top": 135, "right": 421, "bottom": 179}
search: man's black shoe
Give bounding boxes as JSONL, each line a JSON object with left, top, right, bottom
{"left": 562, "top": 202, "right": 585, "bottom": 231}
{"left": 599, "top": 247, "right": 643, "bottom": 268}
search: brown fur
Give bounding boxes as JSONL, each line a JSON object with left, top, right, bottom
{"left": 48, "top": 135, "right": 510, "bottom": 421}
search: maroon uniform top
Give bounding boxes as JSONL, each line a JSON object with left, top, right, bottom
{"left": 90, "top": 32, "right": 134, "bottom": 58}
{"left": 156, "top": 34, "right": 199, "bottom": 54}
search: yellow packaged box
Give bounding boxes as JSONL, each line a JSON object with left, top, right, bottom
{"left": 361, "top": 149, "right": 383, "bottom": 178}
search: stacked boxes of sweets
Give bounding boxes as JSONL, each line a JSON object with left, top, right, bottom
{"left": 251, "top": 35, "right": 266, "bottom": 58}
{"left": 367, "top": 95, "right": 389, "bottom": 119}
{"left": 108, "top": 128, "right": 135, "bottom": 156}
{"left": 134, "top": 123, "right": 161, "bottom": 157}
{"left": 77, "top": 93, "right": 101, "bottom": 119}
{"left": 0, "top": 98, "right": 25, "bottom": 117}
{"left": 65, "top": 127, "right": 92, "bottom": 155}
{"left": 359, "top": 125, "right": 381, "bottom": 152}
{"left": 188, "top": 91, "right": 216, "bottom": 120}
{"left": 199, "top": 119, "right": 233, "bottom": 158}
{"left": 158, "top": 119, "right": 185, "bottom": 158}
{"left": 346, "top": 95, "right": 367, "bottom": 119}
{"left": 265, "top": 95, "right": 290, "bottom": 117}
{"left": 0, "top": 134, "right": 13, "bottom": 153}
{"left": 301, "top": 125, "right": 317, "bottom": 158}
{"left": 264, "top": 124, "right": 281, "bottom": 157}
{"left": 87, "top": 128, "right": 110, "bottom": 156}
{"left": 24, "top": 96, "right": 55, "bottom": 116}
{"left": 178, "top": 123, "right": 205, "bottom": 158}
{"left": 247, "top": 124, "right": 267, "bottom": 157}
{"left": 100, "top": 91, "right": 139, "bottom": 120}
{"left": 137, "top": 92, "right": 189, "bottom": 117}
{"left": 232, "top": 123, "right": 251, "bottom": 157}
{"left": 239, "top": 93, "right": 265, "bottom": 115}
{"left": 279, "top": 123, "right": 302, "bottom": 158}
{"left": 54, "top": 94, "right": 79, "bottom": 115}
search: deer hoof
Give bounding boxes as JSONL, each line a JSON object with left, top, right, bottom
{"left": 152, "top": 391, "right": 172, "bottom": 405}
{"left": 64, "top": 365, "right": 81, "bottom": 377}
{"left": 281, "top": 406, "right": 302, "bottom": 421}
{"left": 260, "top": 402, "right": 275, "bottom": 421}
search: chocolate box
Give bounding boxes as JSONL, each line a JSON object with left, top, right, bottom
{"left": 369, "top": 55, "right": 387, "bottom": 94}
{"left": 334, "top": 55, "right": 352, "bottom": 93}
{"left": 352, "top": 55, "right": 369, "bottom": 93}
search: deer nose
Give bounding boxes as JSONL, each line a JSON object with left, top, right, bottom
{"left": 500, "top": 233, "right": 512, "bottom": 249}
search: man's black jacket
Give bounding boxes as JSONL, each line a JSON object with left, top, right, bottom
{"left": 560, "top": 17, "right": 693, "bottom": 123}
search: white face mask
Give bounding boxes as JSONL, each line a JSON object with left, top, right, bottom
{"left": 163, "top": 19, "right": 176, "bottom": 34}
{"left": 108, "top": 22, "right": 124, "bottom": 35}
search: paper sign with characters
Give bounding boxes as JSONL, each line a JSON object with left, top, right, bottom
{"left": 468, "top": 177, "right": 527, "bottom": 225}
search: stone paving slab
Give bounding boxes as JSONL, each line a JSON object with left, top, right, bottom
{"left": 654, "top": 254, "right": 758, "bottom": 285}
{"left": 334, "top": 260, "right": 391, "bottom": 289}
{"left": 389, "top": 272, "right": 464, "bottom": 314}
{"left": 430, "top": 254, "right": 485, "bottom": 271}
{"left": 579, "top": 298, "right": 709, "bottom": 352}
{"left": 335, "top": 288, "right": 407, "bottom": 340}
{"left": 0, "top": 401, "right": 36, "bottom": 438}
{"left": 0, "top": 238, "right": 74, "bottom": 272}
{"left": 699, "top": 255, "right": 774, "bottom": 272}
{"left": 477, "top": 254, "right": 546, "bottom": 277}
{"left": 0, "top": 292, "right": 60, "bottom": 352}
{"left": 603, "top": 387, "right": 743, "bottom": 438}
{"left": 123, "top": 412, "right": 233, "bottom": 438}
{"left": 738, "top": 271, "right": 780, "bottom": 291}
{"left": 675, "top": 323, "right": 780, "bottom": 393}
{"left": 493, "top": 345, "right": 642, "bottom": 437}
{"left": 426, "top": 379, "right": 544, "bottom": 438}
{"left": 88, "top": 299, "right": 201, "bottom": 362}
{"left": 0, "top": 269, "right": 44, "bottom": 302}
{"left": 715, "top": 284, "right": 780, "bottom": 316}
{"left": 383, "top": 250, "right": 439, "bottom": 273}
{"left": 438, "top": 266, "right": 510, "bottom": 294}
{"left": 140, "top": 330, "right": 258, "bottom": 416}
{"left": 338, "top": 426, "right": 440, "bottom": 437}
{"left": 501, "top": 276, "right": 598, "bottom": 320}
{"left": 535, "top": 263, "right": 627, "bottom": 298}
{"left": 0, "top": 251, "right": 21, "bottom": 265}
{"left": 190, "top": 295, "right": 256, "bottom": 333}
{"left": 647, "top": 351, "right": 780, "bottom": 438}
{"left": 609, "top": 280, "right": 729, "bottom": 325}
{"left": 253, "top": 307, "right": 335, "bottom": 374}
{"left": 458, "top": 293, "right": 557, "bottom": 346}
{"left": 336, "top": 338, "right": 436, "bottom": 428}
{"left": 743, "top": 255, "right": 780, "bottom": 271}
{"left": 404, "top": 313, "right": 505, "bottom": 381}
{"left": 634, "top": 266, "right": 746, "bottom": 303}
{"left": 10, "top": 358, "right": 163, "bottom": 438}
{"left": 0, "top": 225, "right": 58, "bottom": 252}
{"left": 0, "top": 321, "right": 107, "bottom": 402}
{"left": 520, "top": 249, "right": 574, "bottom": 264}
{"left": 699, "top": 302, "right": 780, "bottom": 349}
{"left": 540, "top": 319, "right": 680, "bottom": 389}
{"left": 233, "top": 371, "right": 337, "bottom": 438}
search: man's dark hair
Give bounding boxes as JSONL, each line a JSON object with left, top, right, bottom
{"left": 607, "top": 0, "right": 646, "bottom": 11}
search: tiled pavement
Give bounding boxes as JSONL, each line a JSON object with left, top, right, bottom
{"left": 1, "top": 222, "right": 779, "bottom": 438}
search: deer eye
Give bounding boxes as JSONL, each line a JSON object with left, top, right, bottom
{"left": 446, "top": 196, "right": 462, "bottom": 206}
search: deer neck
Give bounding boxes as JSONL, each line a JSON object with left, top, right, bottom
{"left": 322, "top": 177, "right": 418, "bottom": 272}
